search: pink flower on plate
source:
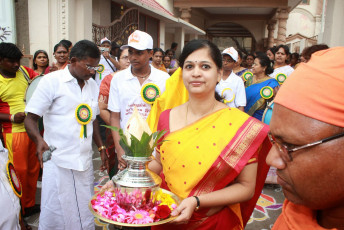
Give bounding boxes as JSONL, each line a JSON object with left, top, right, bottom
{"left": 126, "top": 210, "right": 154, "bottom": 224}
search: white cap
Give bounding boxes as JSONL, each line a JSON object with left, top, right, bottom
{"left": 100, "top": 37, "right": 111, "bottom": 45}
{"left": 222, "top": 47, "right": 238, "bottom": 62}
{"left": 121, "top": 30, "right": 153, "bottom": 50}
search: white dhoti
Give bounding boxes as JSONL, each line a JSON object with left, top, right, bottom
{"left": 39, "top": 160, "right": 95, "bottom": 230}
{"left": 0, "top": 145, "right": 21, "bottom": 230}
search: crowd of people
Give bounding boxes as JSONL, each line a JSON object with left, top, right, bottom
{"left": 0, "top": 29, "right": 343, "bottom": 230}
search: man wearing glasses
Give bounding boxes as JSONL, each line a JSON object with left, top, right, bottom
{"left": 25, "top": 40, "right": 109, "bottom": 229}
{"left": 266, "top": 47, "right": 344, "bottom": 229}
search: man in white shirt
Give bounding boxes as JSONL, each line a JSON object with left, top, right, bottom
{"left": 108, "top": 30, "right": 169, "bottom": 169}
{"left": 95, "top": 37, "right": 119, "bottom": 87}
{"left": 24, "top": 40, "right": 109, "bottom": 230}
{"left": 0, "top": 141, "right": 21, "bottom": 230}
{"left": 216, "top": 47, "right": 246, "bottom": 111}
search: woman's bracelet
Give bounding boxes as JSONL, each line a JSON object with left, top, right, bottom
{"left": 98, "top": 145, "right": 106, "bottom": 152}
{"left": 10, "top": 114, "right": 15, "bottom": 122}
{"left": 193, "top": 196, "right": 200, "bottom": 211}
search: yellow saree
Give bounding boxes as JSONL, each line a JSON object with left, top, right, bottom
{"left": 153, "top": 107, "right": 271, "bottom": 230}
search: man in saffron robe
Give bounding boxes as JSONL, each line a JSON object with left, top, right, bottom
{"left": 267, "top": 47, "right": 344, "bottom": 229}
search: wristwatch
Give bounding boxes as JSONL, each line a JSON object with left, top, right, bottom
{"left": 98, "top": 145, "right": 106, "bottom": 151}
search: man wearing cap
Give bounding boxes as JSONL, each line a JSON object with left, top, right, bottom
{"left": 266, "top": 47, "right": 344, "bottom": 229}
{"left": 215, "top": 47, "right": 246, "bottom": 111}
{"left": 108, "top": 30, "right": 169, "bottom": 169}
{"left": 95, "top": 37, "right": 120, "bottom": 87}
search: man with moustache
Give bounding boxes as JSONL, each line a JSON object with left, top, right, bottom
{"left": 108, "top": 30, "right": 169, "bottom": 170}
{"left": 266, "top": 47, "right": 344, "bottom": 229}
{"left": 0, "top": 42, "right": 40, "bottom": 217}
{"left": 25, "top": 40, "right": 108, "bottom": 229}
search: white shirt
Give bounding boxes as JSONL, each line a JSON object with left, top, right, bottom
{"left": 0, "top": 145, "right": 21, "bottom": 230}
{"left": 95, "top": 55, "right": 116, "bottom": 87}
{"left": 216, "top": 71, "right": 246, "bottom": 108}
{"left": 269, "top": 65, "right": 294, "bottom": 79}
{"left": 25, "top": 67, "right": 100, "bottom": 171}
{"left": 108, "top": 65, "right": 169, "bottom": 129}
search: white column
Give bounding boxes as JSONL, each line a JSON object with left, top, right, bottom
{"left": 323, "top": 0, "right": 344, "bottom": 46}
{"left": 159, "top": 21, "right": 166, "bottom": 50}
{"left": 174, "top": 27, "right": 185, "bottom": 58}
{"left": 0, "top": 0, "right": 16, "bottom": 43}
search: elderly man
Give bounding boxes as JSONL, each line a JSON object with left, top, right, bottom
{"left": 266, "top": 47, "right": 344, "bottom": 229}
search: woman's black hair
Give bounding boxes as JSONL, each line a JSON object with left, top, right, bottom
{"left": 60, "top": 39, "right": 72, "bottom": 49}
{"left": 255, "top": 52, "right": 274, "bottom": 75}
{"left": 70, "top": 40, "right": 100, "bottom": 60}
{"left": 153, "top": 48, "right": 164, "bottom": 55}
{"left": 33, "top": 50, "right": 49, "bottom": 70}
{"left": 0, "top": 42, "right": 23, "bottom": 60}
{"left": 116, "top": 47, "right": 127, "bottom": 60}
{"left": 53, "top": 42, "right": 69, "bottom": 53}
{"left": 275, "top": 44, "right": 290, "bottom": 56}
{"left": 179, "top": 39, "right": 222, "bottom": 70}
{"left": 267, "top": 46, "right": 277, "bottom": 55}
{"left": 163, "top": 55, "right": 171, "bottom": 61}
{"left": 179, "top": 40, "right": 223, "bottom": 102}
{"left": 245, "top": 53, "right": 255, "bottom": 60}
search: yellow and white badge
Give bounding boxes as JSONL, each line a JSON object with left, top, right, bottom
{"left": 6, "top": 161, "right": 22, "bottom": 198}
{"left": 260, "top": 86, "right": 274, "bottom": 99}
{"left": 242, "top": 71, "right": 253, "bottom": 82}
{"left": 140, "top": 83, "right": 160, "bottom": 105}
{"left": 275, "top": 73, "right": 287, "bottom": 84}
{"left": 96, "top": 64, "right": 105, "bottom": 80}
{"left": 221, "top": 88, "right": 235, "bottom": 104}
{"left": 75, "top": 103, "right": 93, "bottom": 138}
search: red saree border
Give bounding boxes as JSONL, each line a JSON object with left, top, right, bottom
{"left": 187, "top": 117, "right": 271, "bottom": 228}
{"left": 189, "top": 117, "right": 268, "bottom": 197}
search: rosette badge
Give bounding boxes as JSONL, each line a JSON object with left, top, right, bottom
{"left": 104, "top": 107, "right": 167, "bottom": 157}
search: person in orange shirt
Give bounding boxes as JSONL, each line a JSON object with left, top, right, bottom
{"left": 0, "top": 43, "right": 40, "bottom": 217}
{"left": 266, "top": 47, "right": 344, "bottom": 229}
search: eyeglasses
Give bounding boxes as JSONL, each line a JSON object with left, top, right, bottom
{"left": 83, "top": 63, "right": 100, "bottom": 71}
{"left": 268, "top": 131, "right": 344, "bottom": 162}
{"left": 120, "top": 56, "right": 129, "bottom": 61}
{"left": 222, "top": 59, "right": 235, "bottom": 63}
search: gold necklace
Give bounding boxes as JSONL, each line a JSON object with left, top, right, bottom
{"left": 185, "top": 101, "right": 217, "bottom": 126}
{"left": 133, "top": 70, "right": 151, "bottom": 79}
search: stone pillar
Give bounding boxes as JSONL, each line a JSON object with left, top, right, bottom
{"left": 276, "top": 8, "right": 289, "bottom": 45}
{"left": 267, "top": 19, "right": 276, "bottom": 48}
{"left": 174, "top": 27, "right": 185, "bottom": 59}
{"left": 323, "top": 0, "right": 344, "bottom": 46}
{"left": 159, "top": 21, "right": 166, "bottom": 50}
{"left": 179, "top": 7, "right": 191, "bottom": 23}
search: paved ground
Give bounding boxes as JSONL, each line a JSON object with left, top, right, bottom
{"left": 27, "top": 146, "right": 284, "bottom": 230}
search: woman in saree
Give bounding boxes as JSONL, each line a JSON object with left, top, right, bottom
{"left": 102, "top": 40, "right": 271, "bottom": 229}
{"left": 151, "top": 48, "right": 167, "bottom": 72}
{"left": 32, "top": 50, "right": 49, "bottom": 75}
{"left": 245, "top": 52, "right": 280, "bottom": 121}
{"left": 269, "top": 45, "right": 294, "bottom": 83}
